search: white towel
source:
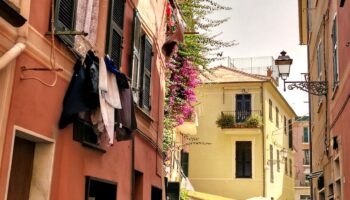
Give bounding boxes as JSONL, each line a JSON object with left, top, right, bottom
{"left": 98, "top": 57, "right": 122, "bottom": 144}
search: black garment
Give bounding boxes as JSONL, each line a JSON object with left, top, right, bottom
{"left": 59, "top": 59, "right": 90, "bottom": 129}
{"left": 115, "top": 80, "right": 137, "bottom": 141}
{"left": 84, "top": 50, "right": 100, "bottom": 109}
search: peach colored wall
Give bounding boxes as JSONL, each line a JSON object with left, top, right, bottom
{"left": 0, "top": 0, "right": 166, "bottom": 199}
{"left": 292, "top": 119, "right": 309, "bottom": 186}
{"left": 331, "top": 2, "right": 350, "bottom": 198}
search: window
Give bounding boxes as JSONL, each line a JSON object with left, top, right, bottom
{"left": 151, "top": 186, "right": 162, "bottom": 200}
{"left": 317, "top": 41, "right": 323, "bottom": 80}
{"left": 288, "top": 119, "right": 293, "bottom": 149}
{"left": 181, "top": 151, "right": 189, "bottom": 177}
{"left": 303, "top": 127, "right": 309, "bottom": 143}
{"left": 236, "top": 94, "right": 251, "bottom": 122}
{"left": 304, "top": 150, "right": 310, "bottom": 165}
{"left": 166, "top": 182, "right": 180, "bottom": 200}
{"left": 277, "top": 150, "right": 280, "bottom": 172}
{"left": 85, "top": 176, "right": 117, "bottom": 200}
{"left": 284, "top": 116, "right": 287, "bottom": 134}
{"left": 270, "top": 144, "right": 274, "bottom": 182}
{"left": 269, "top": 99, "right": 272, "bottom": 121}
{"left": 300, "top": 195, "right": 311, "bottom": 200}
{"left": 289, "top": 159, "right": 293, "bottom": 177}
{"left": 236, "top": 141, "right": 252, "bottom": 178}
{"left": 54, "top": 0, "right": 77, "bottom": 45}
{"left": 332, "top": 16, "right": 339, "bottom": 89}
{"left": 106, "top": 0, "right": 125, "bottom": 69}
{"left": 284, "top": 157, "right": 288, "bottom": 175}
{"left": 275, "top": 107, "right": 279, "bottom": 127}
{"left": 73, "top": 119, "right": 106, "bottom": 153}
{"left": 130, "top": 11, "right": 153, "bottom": 111}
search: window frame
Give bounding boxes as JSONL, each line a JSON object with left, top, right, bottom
{"left": 54, "top": 0, "right": 78, "bottom": 46}
{"left": 303, "top": 127, "right": 309, "bottom": 143}
{"left": 332, "top": 15, "right": 339, "bottom": 90}
{"left": 235, "top": 141, "right": 252, "bottom": 179}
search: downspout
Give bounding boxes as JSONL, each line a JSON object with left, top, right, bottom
{"left": 261, "top": 82, "right": 266, "bottom": 197}
{"left": 131, "top": 134, "right": 135, "bottom": 200}
{"left": 0, "top": 42, "right": 26, "bottom": 70}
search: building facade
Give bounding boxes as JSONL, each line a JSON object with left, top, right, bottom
{"left": 293, "top": 116, "right": 311, "bottom": 200}
{"left": 0, "top": 0, "right": 182, "bottom": 199}
{"left": 298, "top": 0, "right": 350, "bottom": 199}
{"left": 188, "top": 66, "right": 296, "bottom": 200}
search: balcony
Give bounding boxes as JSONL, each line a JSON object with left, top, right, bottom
{"left": 216, "top": 110, "right": 263, "bottom": 135}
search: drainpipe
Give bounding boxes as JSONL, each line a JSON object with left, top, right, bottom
{"left": 0, "top": 42, "right": 26, "bottom": 70}
{"left": 261, "top": 82, "right": 266, "bottom": 197}
{"left": 0, "top": 0, "right": 29, "bottom": 70}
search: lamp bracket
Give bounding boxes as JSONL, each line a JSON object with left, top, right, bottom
{"left": 283, "top": 80, "right": 328, "bottom": 96}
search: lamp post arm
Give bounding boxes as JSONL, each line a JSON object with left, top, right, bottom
{"left": 283, "top": 80, "right": 328, "bottom": 96}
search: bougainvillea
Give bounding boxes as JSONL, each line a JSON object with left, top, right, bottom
{"left": 165, "top": 45, "right": 200, "bottom": 127}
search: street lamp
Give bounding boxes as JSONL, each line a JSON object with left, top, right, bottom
{"left": 275, "top": 51, "right": 328, "bottom": 96}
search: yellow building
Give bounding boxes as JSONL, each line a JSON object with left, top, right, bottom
{"left": 188, "top": 66, "right": 296, "bottom": 200}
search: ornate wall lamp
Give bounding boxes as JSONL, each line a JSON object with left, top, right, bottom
{"left": 275, "top": 51, "right": 328, "bottom": 96}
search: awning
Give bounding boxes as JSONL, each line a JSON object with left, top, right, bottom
{"left": 306, "top": 171, "right": 323, "bottom": 179}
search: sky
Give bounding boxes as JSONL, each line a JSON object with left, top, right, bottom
{"left": 209, "top": 0, "right": 309, "bottom": 116}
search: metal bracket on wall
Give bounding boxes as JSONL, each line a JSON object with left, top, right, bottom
{"left": 45, "top": 31, "right": 88, "bottom": 36}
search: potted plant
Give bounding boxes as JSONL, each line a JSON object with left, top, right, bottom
{"left": 244, "top": 114, "right": 263, "bottom": 128}
{"left": 216, "top": 113, "right": 235, "bottom": 128}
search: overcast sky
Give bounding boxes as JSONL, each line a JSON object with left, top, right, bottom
{"left": 209, "top": 0, "right": 309, "bottom": 116}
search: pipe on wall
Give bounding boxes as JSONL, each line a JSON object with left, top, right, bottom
{"left": 0, "top": 42, "right": 26, "bottom": 70}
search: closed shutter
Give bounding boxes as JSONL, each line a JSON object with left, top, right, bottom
{"left": 270, "top": 144, "right": 274, "bottom": 182}
{"left": 167, "top": 182, "right": 180, "bottom": 200}
{"left": 131, "top": 10, "right": 141, "bottom": 102}
{"left": 288, "top": 119, "right": 293, "bottom": 149}
{"left": 181, "top": 151, "right": 189, "bottom": 177}
{"left": 106, "top": 0, "right": 125, "bottom": 69}
{"left": 236, "top": 141, "right": 252, "bottom": 178}
{"left": 140, "top": 36, "right": 152, "bottom": 110}
{"left": 55, "top": 0, "right": 77, "bottom": 45}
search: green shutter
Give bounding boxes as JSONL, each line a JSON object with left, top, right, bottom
{"left": 288, "top": 119, "right": 293, "bottom": 149}
{"left": 303, "top": 127, "right": 308, "bottom": 143}
{"left": 181, "top": 151, "right": 189, "bottom": 177}
{"left": 167, "top": 182, "right": 180, "bottom": 200}
{"left": 55, "top": 0, "right": 77, "bottom": 45}
{"left": 106, "top": 0, "right": 125, "bottom": 69}
{"left": 140, "top": 36, "right": 152, "bottom": 110}
{"left": 130, "top": 10, "right": 141, "bottom": 102}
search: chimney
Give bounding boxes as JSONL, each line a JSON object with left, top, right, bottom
{"left": 267, "top": 67, "right": 273, "bottom": 77}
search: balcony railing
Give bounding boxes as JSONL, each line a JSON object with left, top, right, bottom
{"left": 217, "top": 110, "right": 262, "bottom": 129}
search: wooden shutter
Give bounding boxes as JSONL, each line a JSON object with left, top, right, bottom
{"left": 167, "top": 182, "right": 180, "bottom": 200}
{"left": 181, "top": 151, "right": 189, "bottom": 177}
{"left": 235, "top": 141, "right": 252, "bottom": 178}
{"left": 55, "top": 0, "right": 77, "bottom": 45}
{"left": 140, "top": 35, "right": 152, "bottom": 110}
{"left": 288, "top": 119, "right": 293, "bottom": 149}
{"left": 270, "top": 144, "right": 274, "bottom": 182}
{"left": 131, "top": 10, "right": 141, "bottom": 102}
{"left": 106, "top": 0, "right": 125, "bottom": 69}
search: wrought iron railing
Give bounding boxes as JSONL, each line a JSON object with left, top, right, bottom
{"left": 221, "top": 110, "right": 262, "bottom": 124}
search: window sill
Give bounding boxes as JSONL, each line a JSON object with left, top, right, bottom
{"left": 81, "top": 141, "right": 106, "bottom": 153}
{"left": 135, "top": 105, "right": 154, "bottom": 122}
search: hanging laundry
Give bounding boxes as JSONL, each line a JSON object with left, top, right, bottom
{"left": 115, "top": 73, "right": 137, "bottom": 141}
{"left": 99, "top": 56, "right": 122, "bottom": 145}
{"left": 59, "top": 59, "right": 90, "bottom": 129}
{"left": 83, "top": 50, "right": 100, "bottom": 109}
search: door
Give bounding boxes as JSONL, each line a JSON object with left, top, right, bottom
{"left": 235, "top": 94, "right": 251, "bottom": 122}
{"left": 8, "top": 137, "right": 35, "bottom": 200}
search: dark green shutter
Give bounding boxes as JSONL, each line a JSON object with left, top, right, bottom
{"left": 235, "top": 141, "right": 252, "bottom": 178}
{"left": 303, "top": 127, "right": 308, "bottom": 143}
{"left": 270, "top": 144, "right": 274, "bottom": 182}
{"left": 288, "top": 119, "right": 293, "bottom": 149}
{"left": 106, "top": 0, "right": 125, "bottom": 69}
{"left": 55, "top": 0, "right": 77, "bottom": 45}
{"left": 140, "top": 36, "right": 152, "bottom": 110}
{"left": 181, "top": 151, "right": 189, "bottom": 177}
{"left": 130, "top": 10, "right": 141, "bottom": 102}
{"left": 167, "top": 182, "right": 179, "bottom": 200}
